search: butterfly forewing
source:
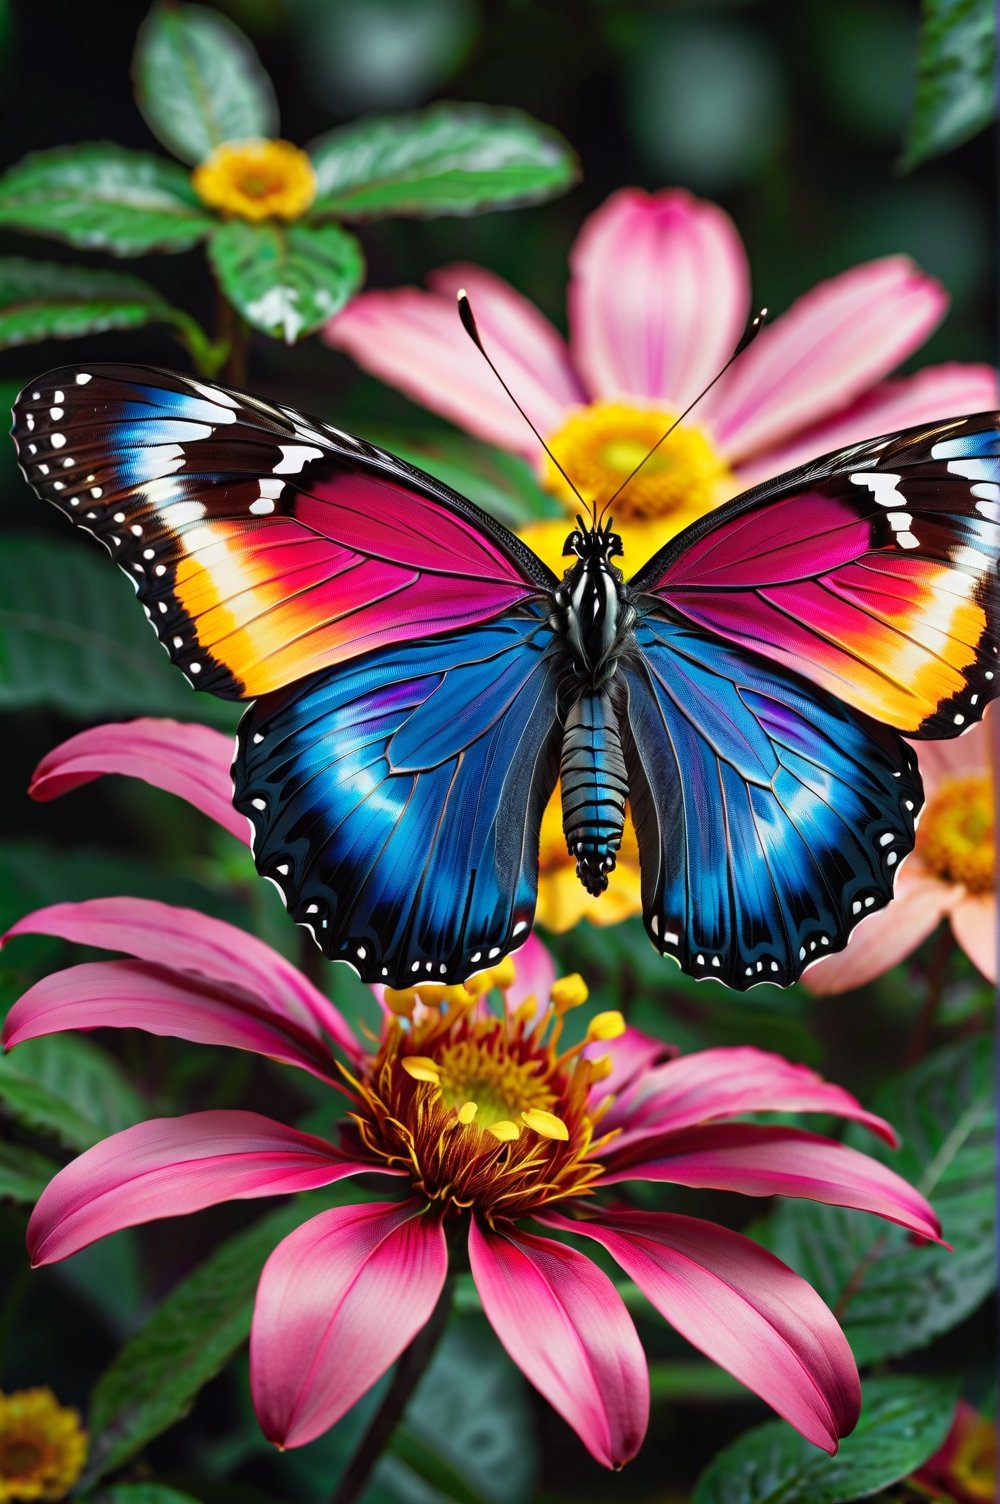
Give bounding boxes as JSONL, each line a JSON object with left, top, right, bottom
{"left": 628, "top": 412, "right": 1000, "bottom": 738}
{"left": 11, "top": 365, "right": 555, "bottom": 701}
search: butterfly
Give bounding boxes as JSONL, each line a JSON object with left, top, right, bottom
{"left": 11, "top": 360, "right": 1000, "bottom": 989}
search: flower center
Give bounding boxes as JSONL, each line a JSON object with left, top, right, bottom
{"left": 917, "top": 773, "right": 994, "bottom": 892}
{"left": 344, "top": 969, "right": 621, "bottom": 1223}
{"left": 542, "top": 401, "right": 735, "bottom": 524}
{"left": 192, "top": 139, "right": 317, "bottom": 222}
{"left": 0, "top": 1439, "right": 45, "bottom": 1479}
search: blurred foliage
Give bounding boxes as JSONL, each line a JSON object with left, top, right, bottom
{"left": 0, "top": 1, "right": 994, "bottom": 1503}
{"left": 901, "top": 0, "right": 997, "bottom": 169}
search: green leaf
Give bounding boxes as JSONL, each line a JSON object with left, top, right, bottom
{"left": 692, "top": 1375, "right": 959, "bottom": 1504}
{"left": 133, "top": 3, "right": 279, "bottom": 166}
{"left": 381, "top": 1319, "right": 538, "bottom": 1504}
{"left": 759, "top": 1036, "right": 995, "bottom": 1365}
{"left": 902, "top": 0, "right": 996, "bottom": 168}
{"left": 94, "top": 1487, "right": 203, "bottom": 1504}
{"left": 0, "top": 145, "right": 213, "bottom": 255}
{"left": 208, "top": 218, "right": 364, "bottom": 342}
{"left": 0, "top": 256, "right": 197, "bottom": 349}
{"left": 0, "top": 535, "right": 237, "bottom": 726}
{"left": 0, "top": 1139, "right": 60, "bottom": 1202}
{"left": 0, "top": 1032, "right": 145, "bottom": 1150}
{"left": 84, "top": 1203, "right": 304, "bottom": 1485}
{"left": 309, "top": 104, "right": 578, "bottom": 219}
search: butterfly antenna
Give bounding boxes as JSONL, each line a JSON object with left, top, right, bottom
{"left": 456, "top": 290, "right": 595, "bottom": 523}
{"left": 599, "top": 306, "right": 768, "bottom": 521}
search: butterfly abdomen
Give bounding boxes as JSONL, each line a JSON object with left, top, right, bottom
{"left": 560, "top": 690, "right": 628, "bottom": 896}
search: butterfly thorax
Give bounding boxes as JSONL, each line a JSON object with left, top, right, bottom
{"left": 553, "top": 524, "right": 634, "bottom": 687}
{"left": 552, "top": 524, "right": 635, "bottom": 897}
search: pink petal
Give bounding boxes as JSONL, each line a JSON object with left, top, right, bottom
{"left": 735, "top": 362, "right": 999, "bottom": 486}
{"left": 599, "top": 1124, "right": 944, "bottom": 1242}
{"left": 542, "top": 1210, "right": 860, "bottom": 1452}
{"left": 603, "top": 1046, "right": 896, "bottom": 1147}
{"left": 950, "top": 894, "right": 996, "bottom": 983}
{"left": 914, "top": 702, "right": 993, "bottom": 792}
{"left": 803, "top": 865, "right": 952, "bottom": 997}
{"left": 251, "top": 1200, "right": 447, "bottom": 1448}
{"left": 3, "top": 898, "right": 360, "bottom": 1062}
{"left": 29, "top": 719, "right": 248, "bottom": 845}
{"left": 506, "top": 932, "right": 556, "bottom": 1012}
{"left": 323, "top": 269, "right": 581, "bottom": 458}
{"left": 28, "top": 1111, "right": 390, "bottom": 1265}
{"left": 468, "top": 1219, "right": 648, "bottom": 1469}
{"left": 588, "top": 1026, "right": 677, "bottom": 1106}
{"left": 3, "top": 960, "right": 339, "bottom": 1083}
{"left": 569, "top": 187, "right": 749, "bottom": 407}
{"left": 703, "top": 256, "right": 947, "bottom": 463}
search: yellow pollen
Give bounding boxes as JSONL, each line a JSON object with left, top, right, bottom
{"left": 402, "top": 1056, "right": 440, "bottom": 1083}
{"left": 192, "top": 139, "right": 317, "bottom": 222}
{"left": 435, "top": 1036, "right": 553, "bottom": 1128}
{"left": 541, "top": 401, "right": 735, "bottom": 525}
{"left": 521, "top": 1108, "right": 570, "bottom": 1140}
{"left": 551, "top": 974, "right": 589, "bottom": 1011}
{"left": 486, "top": 1120, "right": 521, "bottom": 1142}
{"left": 457, "top": 1101, "right": 478, "bottom": 1125}
{"left": 587, "top": 1010, "right": 627, "bottom": 1042}
{"left": 917, "top": 773, "right": 994, "bottom": 893}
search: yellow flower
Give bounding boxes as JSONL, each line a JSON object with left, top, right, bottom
{"left": 192, "top": 139, "right": 317, "bottom": 222}
{"left": 520, "top": 400, "right": 738, "bottom": 576}
{"left": 534, "top": 785, "right": 643, "bottom": 932}
{"left": 0, "top": 1389, "right": 87, "bottom": 1503}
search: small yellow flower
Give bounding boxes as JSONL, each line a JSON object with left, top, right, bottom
{"left": 192, "top": 138, "right": 317, "bottom": 222}
{"left": 0, "top": 1389, "right": 87, "bottom": 1503}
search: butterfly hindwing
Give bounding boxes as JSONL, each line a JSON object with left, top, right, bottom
{"left": 629, "top": 413, "right": 1000, "bottom": 738}
{"left": 616, "top": 613, "right": 923, "bottom": 989}
{"left": 233, "top": 606, "right": 561, "bottom": 985}
{"left": 11, "top": 365, "right": 555, "bottom": 700}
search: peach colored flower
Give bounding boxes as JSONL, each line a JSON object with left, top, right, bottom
{"left": 806, "top": 709, "right": 995, "bottom": 993}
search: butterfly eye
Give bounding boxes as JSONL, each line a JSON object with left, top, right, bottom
{"left": 607, "top": 533, "right": 624, "bottom": 558}
{"left": 563, "top": 531, "right": 582, "bottom": 556}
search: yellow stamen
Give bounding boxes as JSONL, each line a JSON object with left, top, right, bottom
{"left": 487, "top": 1120, "right": 521, "bottom": 1142}
{"left": 192, "top": 138, "right": 317, "bottom": 222}
{"left": 402, "top": 1056, "right": 441, "bottom": 1083}
{"left": 551, "top": 974, "right": 589, "bottom": 1011}
{"left": 586, "top": 1010, "right": 627, "bottom": 1042}
{"left": 383, "top": 987, "right": 417, "bottom": 1017}
{"left": 491, "top": 956, "right": 517, "bottom": 991}
{"left": 457, "top": 1101, "right": 478, "bottom": 1125}
{"left": 588, "top": 1055, "right": 614, "bottom": 1081}
{"left": 917, "top": 772, "right": 994, "bottom": 893}
{"left": 541, "top": 401, "right": 734, "bottom": 524}
{"left": 521, "top": 1108, "right": 570, "bottom": 1141}
{"left": 414, "top": 983, "right": 448, "bottom": 1006}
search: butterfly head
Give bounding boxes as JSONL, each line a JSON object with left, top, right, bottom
{"left": 563, "top": 515, "right": 623, "bottom": 562}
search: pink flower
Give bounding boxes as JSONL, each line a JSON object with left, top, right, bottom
{"left": 806, "top": 708, "right": 996, "bottom": 994}
{"left": 2, "top": 722, "right": 948, "bottom": 1467}
{"left": 322, "top": 187, "right": 996, "bottom": 575}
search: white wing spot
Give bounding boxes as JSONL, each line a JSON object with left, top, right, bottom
{"left": 50, "top": 406, "right": 63, "bottom": 421}
{"left": 50, "top": 433, "right": 66, "bottom": 449}
{"left": 75, "top": 373, "right": 92, "bottom": 385}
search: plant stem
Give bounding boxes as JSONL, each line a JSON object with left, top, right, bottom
{"left": 329, "top": 1273, "right": 454, "bottom": 1504}
{"left": 905, "top": 923, "right": 954, "bottom": 1066}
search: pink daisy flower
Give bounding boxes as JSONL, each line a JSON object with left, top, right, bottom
{"left": 6, "top": 721, "right": 947, "bottom": 1467}
{"left": 322, "top": 186, "right": 996, "bottom": 575}
{"left": 806, "top": 708, "right": 996, "bottom": 994}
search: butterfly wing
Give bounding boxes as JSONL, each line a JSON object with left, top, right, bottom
{"left": 234, "top": 605, "right": 561, "bottom": 984}
{"left": 12, "top": 365, "right": 556, "bottom": 700}
{"left": 628, "top": 413, "right": 1000, "bottom": 738}
{"left": 615, "top": 615, "right": 922, "bottom": 989}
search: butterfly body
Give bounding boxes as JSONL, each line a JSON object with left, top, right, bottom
{"left": 12, "top": 364, "right": 1000, "bottom": 989}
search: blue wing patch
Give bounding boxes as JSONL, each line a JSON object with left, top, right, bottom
{"left": 234, "top": 606, "right": 560, "bottom": 985}
{"left": 616, "top": 614, "right": 924, "bottom": 989}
